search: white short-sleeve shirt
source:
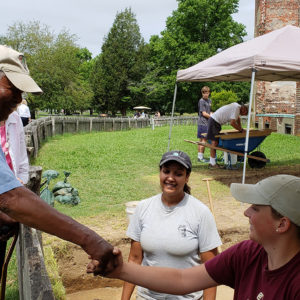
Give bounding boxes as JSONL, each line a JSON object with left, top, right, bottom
{"left": 212, "top": 102, "right": 241, "bottom": 125}
{"left": 127, "top": 193, "right": 222, "bottom": 300}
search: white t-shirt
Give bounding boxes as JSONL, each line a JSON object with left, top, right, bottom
{"left": 17, "top": 104, "right": 31, "bottom": 118}
{"left": 127, "top": 193, "right": 222, "bottom": 300}
{"left": 212, "top": 102, "right": 241, "bottom": 125}
{"left": 5, "top": 111, "right": 29, "bottom": 183}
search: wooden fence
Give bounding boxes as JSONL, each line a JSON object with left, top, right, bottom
{"left": 16, "top": 166, "right": 55, "bottom": 300}
{"left": 24, "top": 116, "right": 198, "bottom": 157}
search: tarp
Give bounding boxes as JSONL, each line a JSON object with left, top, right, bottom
{"left": 177, "top": 25, "right": 300, "bottom": 82}
{"left": 171, "top": 25, "right": 300, "bottom": 183}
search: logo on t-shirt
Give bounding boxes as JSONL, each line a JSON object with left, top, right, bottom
{"left": 257, "top": 292, "right": 264, "bottom": 299}
{"left": 178, "top": 225, "right": 187, "bottom": 237}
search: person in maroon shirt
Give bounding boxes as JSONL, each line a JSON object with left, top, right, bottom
{"left": 88, "top": 174, "right": 300, "bottom": 300}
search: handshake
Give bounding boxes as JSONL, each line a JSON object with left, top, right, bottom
{"left": 86, "top": 247, "right": 123, "bottom": 278}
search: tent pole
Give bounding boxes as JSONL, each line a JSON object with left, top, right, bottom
{"left": 167, "top": 83, "right": 178, "bottom": 151}
{"left": 242, "top": 69, "right": 256, "bottom": 184}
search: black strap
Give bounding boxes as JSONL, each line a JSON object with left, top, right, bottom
{"left": 0, "top": 242, "right": 6, "bottom": 282}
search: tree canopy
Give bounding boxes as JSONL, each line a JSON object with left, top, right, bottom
{"left": 90, "top": 8, "right": 149, "bottom": 116}
{"left": 1, "top": 21, "right": 94, "bottom": 115}
{"left": 0, "top": 1, "right": 251, "bottom": 117}
{"left": 138, "top": 0, "right": 249, "bottom": 114}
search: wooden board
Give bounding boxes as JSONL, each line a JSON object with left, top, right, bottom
{"left": 216, "top": 129, "right": 273, "bottom": 140}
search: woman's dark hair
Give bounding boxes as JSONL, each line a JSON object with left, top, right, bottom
{"left": 271, "top": 207, "right": 300, "bottom": 239}
{"left": 159, "top": 162, "right": 192, "bottom": 195}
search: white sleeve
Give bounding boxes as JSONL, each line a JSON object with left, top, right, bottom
{"left": 230, "top": 104, "right": 240, "bottom": 120}
{"left": 126, "top": 201, "right": 144, "bottom": 242}
{"left": 16, "top": 116, "right": 29, "bottom": 184}
{"left": 197, "top": 206, "right": 222, "bottom": 252}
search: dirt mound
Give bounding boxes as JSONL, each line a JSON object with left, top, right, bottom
{"left": 54, "top": 239, "right": 130, "bottom": 294}
{"left": 212, "top": 165, "right": 300, "bottom": 186}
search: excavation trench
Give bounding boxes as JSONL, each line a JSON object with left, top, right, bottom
{"left": 52, "top": 166, "right": 300, "bottom": 299}
{"left": 54, "top": 229, "right": 248, "bottom": 300}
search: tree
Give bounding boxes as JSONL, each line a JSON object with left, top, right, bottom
{"left": 90, "top": 8, "right": 148, "bottom": 115}
{"left": 2, "top": 21, "right": 94, "bottom": 115}
{"left": 63, "top": 78, "right": 93, "bottom": 114}
{"left": 210, "top": 90, "right": 238, "bottom": 111}
{"left": 140, "top": 0, "right": 247, "bottom": 114}
{"left": 0, "top": 21, "right": 53, "bottom": 55}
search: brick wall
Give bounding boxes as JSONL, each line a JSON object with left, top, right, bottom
{"left": 255, "top": 0, "right": 300, "bottom": 36}
{"left": 255, "top": 0, "right": 300, "bottom": 135}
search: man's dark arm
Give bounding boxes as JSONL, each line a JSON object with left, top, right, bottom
{"left": 0, "top": 186, "right": 117, "bottom": 272}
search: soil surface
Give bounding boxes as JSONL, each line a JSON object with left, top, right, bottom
{"left": 46, "top": 165, "right": 300, "bottom": 300}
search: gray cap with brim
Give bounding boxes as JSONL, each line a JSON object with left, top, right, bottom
{"left": 0, "top": 45, "right": 42, "bottom": 94}
{"left": 230, "top": 174, "right": 300, "bottom": 226}
{"left": 160, "top": 150, "right": 192, "bottom": 170}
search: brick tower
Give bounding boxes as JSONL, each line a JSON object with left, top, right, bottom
{"left": 255, "top": 0, "right": 300, "bottom": 135}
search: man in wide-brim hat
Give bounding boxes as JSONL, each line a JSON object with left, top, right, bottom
{"left": 0, "top": 45, "right": 117, "bottom": 276}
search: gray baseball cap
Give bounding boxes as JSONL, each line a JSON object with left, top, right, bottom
{"left": 231, "top": 174, "right": 300, "bottom": 226}
{"left": 160, "top": 150, "right": 192, "bottom": 170}
{"left": 0, "top": 45, "right": 42, "bottom": 94}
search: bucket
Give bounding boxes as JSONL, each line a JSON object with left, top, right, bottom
{"left": 223, "top": 152, "right": 237, "bottom": 165}
{"left": 125, "top": 201, "right": 140, "bottom": 223}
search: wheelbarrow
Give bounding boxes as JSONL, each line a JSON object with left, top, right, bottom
{"left": 185, "top": 128, "right": 273, "bottom": 169}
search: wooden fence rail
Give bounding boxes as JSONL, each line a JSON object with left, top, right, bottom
{"left": 24, "top": 116, "right": 198, "bottom": 157}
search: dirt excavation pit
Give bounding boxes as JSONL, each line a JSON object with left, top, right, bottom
{"left": 52, "top": 165, "right": 299, "bottom": 299}
{"left": 56, "top": 228, "right": 249, "bottom": 300}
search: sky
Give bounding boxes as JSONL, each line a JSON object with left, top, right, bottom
{"left": 1, "top": 0, "right": 255, "bottom": 57}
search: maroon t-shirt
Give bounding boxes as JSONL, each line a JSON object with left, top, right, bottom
{"left": 205, "top": 240, "right": 300, "bottom": 299}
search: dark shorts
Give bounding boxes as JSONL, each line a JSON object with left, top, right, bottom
{"left": 197, "top": 125, "right": 208, "bottom": 139}
{"left": 207, "top": 118, "right": 221, "bottom": 141}
{"left": 20, "top": 117, "right": 29, "bottom": 127}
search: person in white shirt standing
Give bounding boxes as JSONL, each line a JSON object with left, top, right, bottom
{"left": 17, "top": 99, "right": 31, "bottom": 126}
{"left": 206, "top": 103, "right": 248, "bottom": 169}
{"left": 121, "top": 150, "right": 221, "bottom": 300}
{"left": 1, "top": 111, "right": 29, "bottom": 184}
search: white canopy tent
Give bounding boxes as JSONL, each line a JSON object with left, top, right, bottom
{"left": 168, "top": 25, "right": 300, "bottom": 183}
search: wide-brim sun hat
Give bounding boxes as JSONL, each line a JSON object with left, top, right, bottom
{"left": 0, "top": 45, "right": 42, "bottom": 94}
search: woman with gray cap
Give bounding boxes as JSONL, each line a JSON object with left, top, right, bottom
{"left": 88, "top": 174, "right": 300, "bottom": 299}
{"left": 121, "top": 150, "right": 222, "bottom": 300}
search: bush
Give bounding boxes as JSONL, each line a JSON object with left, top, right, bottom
{"left": 210, "top": 90, "right": 238, "bottom": 111}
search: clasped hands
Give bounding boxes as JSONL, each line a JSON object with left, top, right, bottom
{"left": 86, "top": 247, "right": 123, "bottom": 278}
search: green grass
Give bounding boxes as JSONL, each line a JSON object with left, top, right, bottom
{"left": 257, "top": 132, "right": 300, "bottom": 165}
{"left": 31, "top": 125, "right": 300, "bottom": 218}
{"left": 6, "top": 124, "right": 300, "bottom": 299}
{"left": 43, "top": 246, "right": 66, "bottom": 300}
{"left": 4, "top": 239, "right": 19, "bottom": 300}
